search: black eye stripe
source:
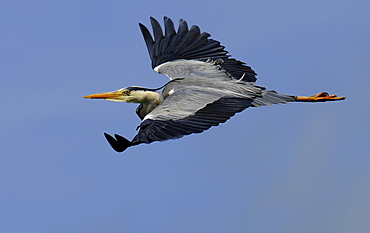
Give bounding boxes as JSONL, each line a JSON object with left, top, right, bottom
{"left": 125, "top": 85, "right": 165, "bottom": 92}
{"left": 126, "top": 87, "right": 149, "bottom": 91}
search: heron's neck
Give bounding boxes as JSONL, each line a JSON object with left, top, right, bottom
{"left": 130, "top": 91, "right": 161, "bottom": 118}
{"left": 128, "top": 91, "right": 161, "bottom": 104}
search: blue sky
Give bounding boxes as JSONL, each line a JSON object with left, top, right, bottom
{"left": 1, "top": 0, "right": 369, "bottom": 232}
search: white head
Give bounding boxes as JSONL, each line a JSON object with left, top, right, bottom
{"left": 83, "top": 86, "right": 160, "bottom": 103}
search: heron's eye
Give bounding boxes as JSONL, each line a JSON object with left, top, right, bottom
{"left": 121, "top": 90, "right": 131, "bottom": 95}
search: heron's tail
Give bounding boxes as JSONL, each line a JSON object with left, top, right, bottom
{"left": 251, "top": 90, "right": 295, "bottom": 107}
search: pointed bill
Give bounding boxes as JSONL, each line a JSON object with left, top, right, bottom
{"left": 83, "top": 91, "right": 120, "bottom": 99}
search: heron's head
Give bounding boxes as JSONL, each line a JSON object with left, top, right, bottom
{"left": 83, "top": 86, "right": 160, "bottom": 103}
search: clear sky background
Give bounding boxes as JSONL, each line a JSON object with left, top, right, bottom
{"left": 1, "top": 0, "right": 369, "bottom": 232}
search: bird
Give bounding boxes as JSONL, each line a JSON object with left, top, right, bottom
{"left": 83, "top": 16, "right": 345, "bottom": 152}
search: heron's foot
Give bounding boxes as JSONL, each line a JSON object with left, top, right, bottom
{"left": 295, "top": 92, "right": 346, "bottom": 102}
{"left": 104, "top": 133, "right": 132, "bottom": 152}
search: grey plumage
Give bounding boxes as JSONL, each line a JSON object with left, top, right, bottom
{"left": 132, "top": 76, "right": 294, "bottom": 145}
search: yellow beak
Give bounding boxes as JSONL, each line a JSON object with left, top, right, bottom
{"left": 83, "top": 91, "right": 120, "bottom": 99}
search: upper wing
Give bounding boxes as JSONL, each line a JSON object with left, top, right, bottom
{"left": 139, "top": 17, "right": 257, "bottom": 82}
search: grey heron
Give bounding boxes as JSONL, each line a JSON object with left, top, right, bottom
{"left": 83, "top": 17, "right": 345, "bottom": 152}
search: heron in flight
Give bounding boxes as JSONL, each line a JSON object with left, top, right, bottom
{"left": 84, "top": 17, "right": 345, "bottom": 152}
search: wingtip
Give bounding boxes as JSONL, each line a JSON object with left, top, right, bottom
{"left": 150, "top": 16, "right": 159, "bottom": 24}
{"left": 104, "top": 133, "right": 132, "bottom": 153}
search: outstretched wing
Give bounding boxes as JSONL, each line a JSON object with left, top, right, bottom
{"left": 139, "top": 17, "right": 257, "bottom": 82}
{"left": 131, "top": 89, "right": 254, "bottom": 145}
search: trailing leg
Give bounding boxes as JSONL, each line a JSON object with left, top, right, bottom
{"left": 295, "top": 92, "right": 345, "bottom": 102}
